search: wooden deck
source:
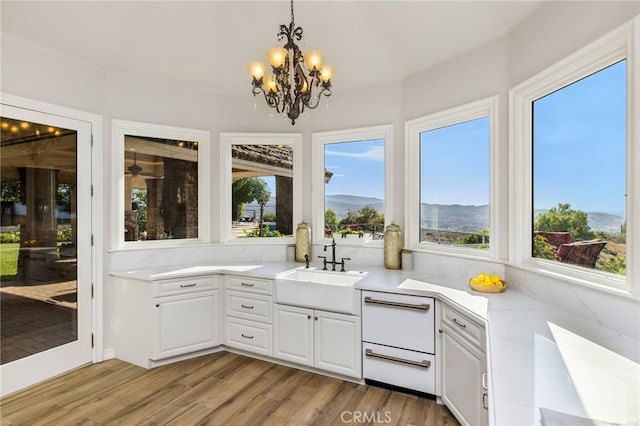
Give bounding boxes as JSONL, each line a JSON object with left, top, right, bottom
{"left": 0, "top": 352, "right": 460, "bottom": 425}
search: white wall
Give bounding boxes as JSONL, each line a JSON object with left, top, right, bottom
{"left": 2, "top": 2, "right": 639, "bottom": 350}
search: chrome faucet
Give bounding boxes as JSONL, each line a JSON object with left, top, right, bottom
{"left": 319, "top": 237, "right": 350, "bottom": 271}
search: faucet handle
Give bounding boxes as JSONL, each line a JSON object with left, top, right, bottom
{"left": 317, "top": 256, "right": 327, "bottom": 270}
{"left": 304, "top": 254, "right": 310, "bottom": 269}
{"left": 340, "top": 257, "right": 351, "bottom": 272}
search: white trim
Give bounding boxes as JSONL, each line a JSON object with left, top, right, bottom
{"left": 311, "top": 124, "right": 393, "bottom": 246}
{"left": 509, "top": 17, "right": 637, "bottom": 296}
{"left": 404, "top": 96, "right": 499, "bottom": 258}
{"left": 112, "top": 119, "right": 211, "bottom": 249}
{"left": 219, "top": 132, "right": 302, "bottom": 244}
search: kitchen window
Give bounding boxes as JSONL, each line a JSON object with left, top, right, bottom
{"left": 510, "top": 18, "right": 639, "bottom": 296}
{"left": 113, "top": 120, "right": 211, "bottom": 248}
{"left": 219, "top": 133, "right": 302, "bottom": 243}
{"left": 312, "top": 125, "right": 393, "bottom": 245}
{"left": 405, "top": 96, "right": 498, "bottom": 257}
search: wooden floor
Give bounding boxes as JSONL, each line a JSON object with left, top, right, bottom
{"left": 0, "top": 352, "right": 460, "bottom": 425}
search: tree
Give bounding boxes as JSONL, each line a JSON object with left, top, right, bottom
{"left": 534, "top": 203, "right": 594, "bottom": 240}
{"left": 253, "top": 182, "right": 271, "bottom": 237}
{"left": 325, "top": 209, "right": 338, "bottom": 226}
{"left": 132, "top": 189, "right": 147, "bottom": 236}
{"left": 340, "top": 205, "right": 384, "bottom": 225}
{"left": 231, "top": 177, "right": 271, "bottom": 235}
{"left": 1, "top": 180, "right": 21, "bottom": 202}
{"left": 232, "top": 177, "right": 268, "bottom": 222}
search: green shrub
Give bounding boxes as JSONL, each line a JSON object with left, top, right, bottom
{"left": 0, "top": 231, "right": 20, "bottom": 244}
{"left": 57, "top": 227, "right": 73, "bottom": 243}
{"left": 600, "top": 255, "right": 626, "bottom": 275}
{"left": 533, "top": 235, "right": 557, "bottom": 260}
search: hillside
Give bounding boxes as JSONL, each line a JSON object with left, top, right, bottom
{"left": 248, "top": 195, "right": 625, "bottom": 234}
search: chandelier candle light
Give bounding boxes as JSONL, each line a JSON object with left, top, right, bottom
{"left": 247, "top": 0, "right": 334, "bottom": 125}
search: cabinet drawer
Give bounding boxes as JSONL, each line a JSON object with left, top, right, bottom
{"left": 225, "top": 290, "right": 272, "bottom": 323}
{"left": 154, "top": 276, "right": 217, "bottom": 297}
{"left": 362, "top": 291, "right": 435, "bottom": 354}
{"left": 441, "top": 303, "right": 486, "bottom": 351}
{"left": 227, "top": 276, "right": 272, "bottom": 295}
{"left": 363, "top": 342, "right": 435, "bottom": 395}
{"left": 225, "top": 318, "right": 272, "bottom": 356}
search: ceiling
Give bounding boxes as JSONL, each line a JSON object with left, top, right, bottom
{"left": 1, "top": 1, "right": 544, "bottom": 95}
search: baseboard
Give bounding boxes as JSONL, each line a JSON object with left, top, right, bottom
{"left": 102, "top": 348, "right": 115, "bottom": 360}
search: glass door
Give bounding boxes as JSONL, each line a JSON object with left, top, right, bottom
{"left": 0, "top": 104, "right": 92, "bottom": 396}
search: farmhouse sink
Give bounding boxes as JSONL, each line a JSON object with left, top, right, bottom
{"left": 275, "top": 267, "right": 367, "bottom": 314}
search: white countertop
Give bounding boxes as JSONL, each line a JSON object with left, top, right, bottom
{"left": 110, "top": 262, "right": 640, "bottom": 425}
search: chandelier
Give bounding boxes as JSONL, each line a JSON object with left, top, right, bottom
{"left": 247, "top": 0, "right": 334, "bottom": 125}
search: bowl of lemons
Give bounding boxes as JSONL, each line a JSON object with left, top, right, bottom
{"left": 469, "top": 273, "right": 506, "bottom": 293}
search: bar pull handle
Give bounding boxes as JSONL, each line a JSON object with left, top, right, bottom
{"left": 180, "top": 283, "right": 196, "bottom": 288}
{"left": 364, "top": 296, "right": 429, "bottom": 311}
{"left": 482, "top": 373, "right": 488, "bottom": 390}
{"left": 240, "top": 282, "right": 254, "bottom": 287}
{"left": 483, "top": 393, "right": 488, "bottom": 410}
{"left": 453, "top": 318, "right": 467, "bottom": 328}
{"left": 241, "top": 334, "right": 254, "bottom": 339}
{"left": 241, "top": 304, "right": 254, "bottom": 310}
{"left": 365, "top": 349, "right": 431, "bottom": 368}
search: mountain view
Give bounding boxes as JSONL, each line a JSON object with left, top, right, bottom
{"left": 245, "top": 195, "right": 625, "bottom": 233}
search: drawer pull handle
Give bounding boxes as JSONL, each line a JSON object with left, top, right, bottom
{"left": 364, "top": 296, "right": 429, "bottom": 311}
{"left": 241, "top": 334, "right": 254, "bottom": 339}
{"left": 483, "top": 393, "right": 488, "bottom": 410}
{"left": 241, "top": 282, "right": 254, "bottom": 287}
{"left": 453, "top": 318, "right": 467, "bottom": 328}
{"left": 241, "top": 304, "right": 254, "bottom": 309}
{"left": 482, "top": 373, "right": 488, "bottom": 390}
{"left": 365, "top": 348, "right": 431, "bottom": 368}
{"left": 180, "top": 283, "right": 197, "bottom": 288}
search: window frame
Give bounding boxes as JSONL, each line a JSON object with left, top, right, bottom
{"left": 112, "top": 119, "right": 211, "bottom": 249}
{"left": 509, "top": 17, "right": 639, "bottom": 297}
{"left": 405, "top": 96, "right": 499, "bottom": 258}
{"left": 219, "top": 132, "right": 302, "bottom": 244}
{"left": 311, "top": 125, "right": 393, "bottom": 246}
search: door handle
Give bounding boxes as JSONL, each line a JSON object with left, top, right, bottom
{"left": 364, "top": 296, "right": 429, "bottom": 311}
{"left": 365, "top": 348, "right": 431, "bottom": 368}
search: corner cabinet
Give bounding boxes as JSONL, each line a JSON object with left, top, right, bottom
{"left": 273, "top": 304, "right": 362, "bottom": 378}
{"left": 439, "top": 301, "right": 488, "bottom": 426}
{"left": 112, "top": 275, "right": 221, "bottom": 368}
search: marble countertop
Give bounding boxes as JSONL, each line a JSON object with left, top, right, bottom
{"left": 110, "top": 262, "right": 640, "bottom": 425}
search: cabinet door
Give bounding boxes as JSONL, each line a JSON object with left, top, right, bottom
{"left": 315, "top": 311, "right": 362, "bottom": 378}
{"left": 154, "top": 291, "right": 220, "bottom": 359}
{"left": 441, "top": 327, "right": 487, "bottom": 426}
{"left": 273, "top": 305, "right": 313, "bottom": 366}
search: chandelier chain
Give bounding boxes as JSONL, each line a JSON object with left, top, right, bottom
{"left": 290, "top": 0, "right": 295, "bottom": 26}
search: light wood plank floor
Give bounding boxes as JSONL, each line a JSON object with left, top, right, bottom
{"left": 0, "top": 352, "right": 460, "bottom": 425}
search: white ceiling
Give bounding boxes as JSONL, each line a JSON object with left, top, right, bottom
{"left": 1, "top": 1, "right": 544, "bottom": 95}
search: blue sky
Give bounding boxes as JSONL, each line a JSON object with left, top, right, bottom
{"left": 420, "top": 117, "right": 489, "bottom": 206}
{"left": 260, "top": 60, "right": 626, "bottom": 217}
{"left": 533, "top": 60, "right": 626, "bottom": 215}
{"left": 324, "top": 139, "right": 385, "bottom": 199}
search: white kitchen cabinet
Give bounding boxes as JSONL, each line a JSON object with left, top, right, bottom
{"left": 112, "top": 275, "right": 220, "bottom": 368}
{"left": 273, "top": 304, "right": 361, "bottom": 378}
{"left": 224, "top": 275, "right": 274, "bottom": 356}
{"left": 155, "top": 290, "right": 220, "bottom": 359}
{"left": 440, "top": 302, "right": 488, "bottom": 426}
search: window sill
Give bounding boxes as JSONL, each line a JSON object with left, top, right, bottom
{"left": 509, "top": 259, "right": 636, "bottom": 301}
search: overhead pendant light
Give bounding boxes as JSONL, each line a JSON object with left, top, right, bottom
{"left": 247, "top": 0, "right": 334, "bottom": 125}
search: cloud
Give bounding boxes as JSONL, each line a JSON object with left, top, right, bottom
{"left": 325, "top": 145, "right": 384, "bottom": 162}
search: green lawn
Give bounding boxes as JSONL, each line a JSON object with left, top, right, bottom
{"left": 1, "top": 243, "right": 19, "bottom": 281}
